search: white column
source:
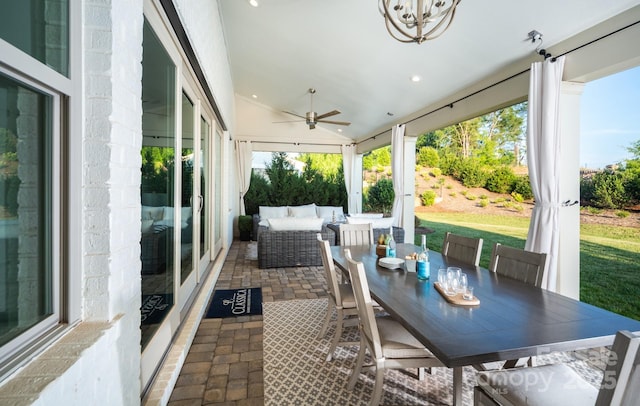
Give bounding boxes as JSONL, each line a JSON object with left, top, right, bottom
{"left": 557, "top": 81, "right": 584, "bottom": 299}
{"left": 403, "top": 136, "right": 417, "bottom": 243}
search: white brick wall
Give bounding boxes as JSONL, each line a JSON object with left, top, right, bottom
{"left": 34, "top": 0, "right": 144, "bottom": 404}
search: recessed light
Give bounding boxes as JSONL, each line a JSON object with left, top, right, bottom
{"left": 251, "top": 94, "right": 258, "bottom": 99}
{"left": 249, "top": 0, "right": 259, "bottom": 7}
{"left": 410, "top": 75, "right": 421, "bottom": 82}
{"left": 337, "top": 129, "right": 342, "bottom": 132}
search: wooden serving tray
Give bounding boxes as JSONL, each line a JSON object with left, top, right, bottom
{"left": 434, "top": 282, "right": 480, "bottom": 306}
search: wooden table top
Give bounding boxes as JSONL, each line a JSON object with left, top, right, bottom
{"left": 331, "top": 243, "right": 640, "bottom": 368}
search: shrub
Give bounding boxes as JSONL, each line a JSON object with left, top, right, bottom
{"left": 486, "top": 166, "right": 516, "bottom": 194}
{"left": 430, "top": 168, "right": 442, "bottom": 177}
{"left": 586, "top": 206, "right": 603, "bottom": 215}
{"left": 439, "top": 153, "right": 460, "bottom": 177}
{"left": 458, "top": 158, "right": 489, "bottom": 188}
{"left": 416, "top": 146, "right": 440, "bottom": 167}
{"left": 365, "top": 178, "right": 395, "bottom": 214}
{"left": 449, "top": 192, "right": 457, "bottom": 198}
{"left": 589, "top": 170, "right": 631, "bottom": 209}
{"left": 494, "top": 197, "right": 506, "bottom": 203}
{"left": 511, "top": 175, "right": 533, "bottom": 200}
{"left": 479, "top": 199, "right": 489, "bottom": 208}
{"left": 421, "top": 190, "right": 437, "bottom": 206}
{"left": 479, "top": 194, "right": 488, "bottom": 200}
{"left": 616, "top": 210, "right": 630, "bottom": 218}
{"left": 466, "top": 194, "right": 477, "bottom": 201}
{"left": 445, "top": 184, "right": 453, "bottom": 189}
{"left": 460, "top": 190, "right": 468, "bottom": 196}
{"left": 511, "top": 192, "right": 524, "bottom": 203}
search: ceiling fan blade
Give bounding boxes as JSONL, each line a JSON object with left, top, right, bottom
{"left": 315, "top": 110, "right": 341, "bottom": 120}
{"left": 283, "top": 110, "right": 306, "bottom": 119}
{"left": 317, "top": 119, "right": 351, "bottom": 126}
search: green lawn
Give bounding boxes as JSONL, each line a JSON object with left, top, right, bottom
{"left": 416, "top": 212, "right": 640, "bottom": 321}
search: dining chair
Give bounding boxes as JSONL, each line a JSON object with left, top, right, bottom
{"left": 488, "top": 243, "right": 547, "bottom": 288}
{"left": 485, "top": 242, "right": 548, "bottom": 369}
{"left": 339, "top": 223, "right": 374, "bottom": 246}
{"left": 474, "top": 329, "right": 640, "bottom": 406}
{"left": 441, "top": 232, "right": 484, "bottom": 266}
{"left": 344, "top": 248, "right": 445, "bottom": 406}
{"left": 316, "top": 234, "right": 359, "bottom": 361}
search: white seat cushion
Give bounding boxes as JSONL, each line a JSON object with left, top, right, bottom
{"left": 267, "top": 217, "right": 324, "bottom": 231}
{"left": 377, "top": 316, "right": 436, "bottom": 359}
{"left": 477, "top": 363, "right": 598, "bottom": 406}
{"left": 346, "top": 216, "right": 395, "bottom": 229}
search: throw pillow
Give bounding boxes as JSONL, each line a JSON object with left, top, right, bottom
{"left": 316, "top": 206, "right": 345, "bottom": 223}
{"left": 141, "top": 219, "right": 154, "bottom": 233}
{"left": 288, "top": 203, "right": 317, "bottom": 218}
{"left": 259, "top": 205, "right": 288, "bottom": 219}
{"left": 268, "top": 217, "right": 324, "bottom": 231}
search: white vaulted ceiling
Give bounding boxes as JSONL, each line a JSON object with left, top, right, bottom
{"left": 218, "top": 0, "right": 640, "bottom": 149}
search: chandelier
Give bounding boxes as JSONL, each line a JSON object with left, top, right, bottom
{"left": 379, "top": 0, "right": 461, "bottom": 44}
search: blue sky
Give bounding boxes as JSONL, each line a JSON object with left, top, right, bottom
{"left": 580, "top": 65, "right": 640, "bottom": 168}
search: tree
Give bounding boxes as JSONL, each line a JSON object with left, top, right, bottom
{"left": 481, "top": 103, "right": 526, "bottom": 165}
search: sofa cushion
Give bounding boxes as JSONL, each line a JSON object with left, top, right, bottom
{"left": 316, "top": 206, "right": 345, "bottom": 223}
{"left": 288, "top": 204, "right": 317, "bottom": 218}
{"left": 259, "top": 205, "right": 288, "bottom": 219}
{"left": 347, "top": 216, "right": 395, "bottom": 229}
{"left": 350, "top": 213, "right": 384, "bottom": 218}
{"left": 258, "top": 205, "right": 289, "bottom": 226}
{"left": 142, "top": 206, "right": 164, "bottom": 221}
{"left": 268, "top": 217, "right": 324, "bottom": 231}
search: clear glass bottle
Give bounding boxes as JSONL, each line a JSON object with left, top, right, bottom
{"left": 417, "top": 234, "right": 429, "bottom": 280}
{"left": 387, "top": 226, "right": 396, "bottom": 258}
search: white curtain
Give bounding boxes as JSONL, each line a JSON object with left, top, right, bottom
{"left": 342, "top": 144, "right": 361, "bottom": 214}
{"left": 235, "top": 140, "right": 252, "bottom": 215}
{"left": 391, "top": 124, "right": 405, "bottom": 227}
{"left": 525, "top": 56, "right": 565, "bottom": 292}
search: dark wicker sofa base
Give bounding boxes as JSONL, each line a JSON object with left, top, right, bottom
{"left": 257, "top": 225, "right": 336, "bottom": 269}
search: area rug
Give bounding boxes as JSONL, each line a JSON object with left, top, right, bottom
{"left": 245, "top": 241, "right": 258, "bottom": 260}
{"left": 205, "top": 287, "right": 262, "bottom": 318}
{"left": 263, "top": 298, "right": 604, "bottom": 406}
{"left": 141, "top": 293, "right": 172, "bottom": 325}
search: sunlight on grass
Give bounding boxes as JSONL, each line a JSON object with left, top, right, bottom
{"left": 416, "top": 212, "right": 640, "bottom": 320}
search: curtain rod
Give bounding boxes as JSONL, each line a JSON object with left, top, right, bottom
{"left": 250, "top": 140, "right": 353, "bottom": 147}
{"left": 357, "top": 19, "right": 640, "bottom": 147}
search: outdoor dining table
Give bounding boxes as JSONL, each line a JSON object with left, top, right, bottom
{"left": 330, "top": 242, "right": 640, "bottom": 406}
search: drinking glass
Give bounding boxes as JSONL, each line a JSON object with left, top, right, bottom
{"left": 446, "top": 269, "right": 458, "bottom": 296}
{"left": 463, "top": 286, "right": 474, "bottom": 301}
{"left": 437, "top": 268, "right": 447, "bottom": 286}
{"left": 448, "top": 267, "right": 462, "bottom": 281}
{"left": 459, "top": 273, "right": 468, "bottom": 294}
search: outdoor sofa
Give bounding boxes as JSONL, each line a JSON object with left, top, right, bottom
{"left": 253, "top": 204, "right": 404, "bottom": 268}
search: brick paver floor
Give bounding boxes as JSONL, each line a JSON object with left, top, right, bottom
{"left": 167, "top": 240, "right": 328, "bottom": 405}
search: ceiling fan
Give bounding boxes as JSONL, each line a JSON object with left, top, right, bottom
{"left": 275, "top": 88, "right": 351, "bottom": 130}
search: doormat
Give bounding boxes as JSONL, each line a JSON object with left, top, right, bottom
{"left": 141, "top": 293, "right": 173, "bottom": 325}
{"left": 205, "top": 287, "right": 262, "bottom": 318}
